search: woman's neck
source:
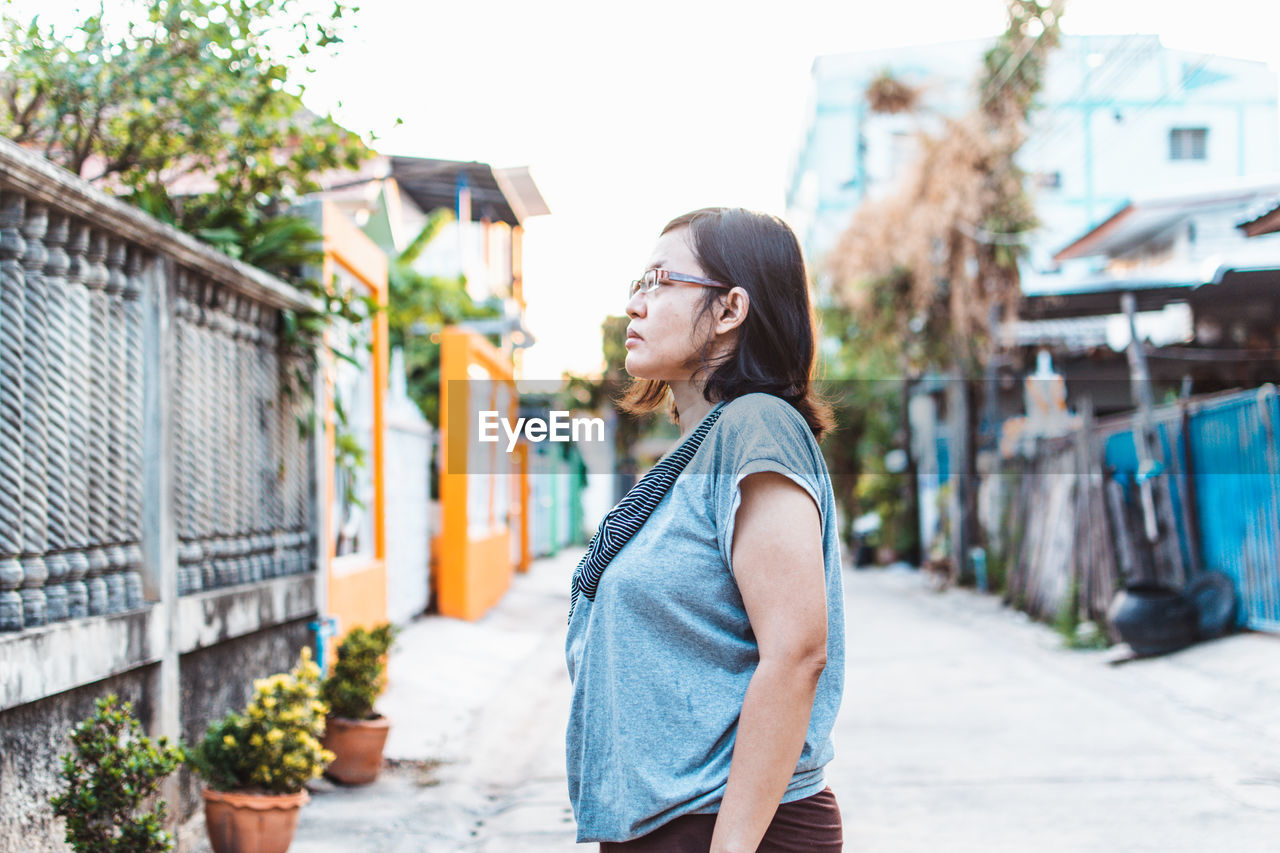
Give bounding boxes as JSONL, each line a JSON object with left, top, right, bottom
{"left": 669, "top": 380, "right": 715, "bottom": 439}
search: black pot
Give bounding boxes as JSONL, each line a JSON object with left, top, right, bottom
{"left": 1107, "top": 583, "right": 1198, "bottom": 656}
{"left": 1186, "top": 571, "right": 1238, "bottom": 640}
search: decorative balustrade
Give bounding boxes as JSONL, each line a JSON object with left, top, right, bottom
{"left": 170, "top": 272, "right": 314, "bottom": 595}
{"left": 0, "top": 139, "right": 320, "bottom": 634}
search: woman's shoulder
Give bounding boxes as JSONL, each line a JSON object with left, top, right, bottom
{"left": 710, "top": 393, "right": 821, "bottom": 466}
{"left": 719, "top": 393, "right": 812, "bottom": 436}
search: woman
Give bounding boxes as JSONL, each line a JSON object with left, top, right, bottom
{"left": 565, "top": 208, "right": 845, "bottom": 852}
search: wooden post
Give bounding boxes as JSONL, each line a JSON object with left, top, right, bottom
{"left": 1121, "top": 292, "right": 1160, "bottom": 544}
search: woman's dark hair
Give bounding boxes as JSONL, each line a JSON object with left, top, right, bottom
{"left": 620, "top": 207, "right": 833, "bottom": 442}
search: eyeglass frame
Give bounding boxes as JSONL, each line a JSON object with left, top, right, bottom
{"left": 628, "top": 268, "right": 732, "bottom": 300}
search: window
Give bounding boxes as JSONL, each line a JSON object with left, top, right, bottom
{"left": 329, "top": 267, "right": 376, "bottom": 562}
{"left": 1169, "top": 127, "right": 1208, "bottom": 161}
{"left": 1033, "top": 171, "right": 1062, "bottom": 189}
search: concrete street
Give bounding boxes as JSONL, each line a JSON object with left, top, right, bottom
{"left": 267, "top": 549, "right": 1280, "bottom": 852}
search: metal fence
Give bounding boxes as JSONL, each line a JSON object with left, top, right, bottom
{"left": 1184, "top": 386, "right": 1280, "bottom": 632}
{"left": 992, "top": 384, "right": 1280, "bottom": 634}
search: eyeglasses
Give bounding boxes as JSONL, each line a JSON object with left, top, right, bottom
{"left": 628, "top": 268, "right": 731, "bottom": 301}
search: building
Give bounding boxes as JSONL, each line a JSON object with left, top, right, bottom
{"left": 317, "top": 155, "right": 550, "bottom": 359}
{"left": 1021, "top": 174, "right": 1280, "bottom": 409}
{"left": 794, "top": 35, "right": 1280, "bottom": 576}
{"left": 787, "top": 34, "right": 1280, "bottom": 286}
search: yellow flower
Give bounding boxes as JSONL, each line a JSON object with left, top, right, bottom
{"left": 266, "top": 728, "right": 284, "bottom": 744}
{"left": 222, "top": 734, "right": 236, "bottom": 747}
{"left": 249, "top": 733, "right": 264, "bottom": 747}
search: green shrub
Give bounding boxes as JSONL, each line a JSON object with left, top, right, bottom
{"left": 321, "top": 623, "right": 398, "bottom": 720}
{"left": 855, "top": 468, "right": 916, "bottom": 555}
{"left": 50, "top": 694, "right": 184, "bottom": 853}
{"left": 188, "top": 648, "right": 334, "bottom": 794}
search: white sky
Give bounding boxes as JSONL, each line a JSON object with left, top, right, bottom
{"left": 11, "top": 0, "right": 1280, "bottom": 378}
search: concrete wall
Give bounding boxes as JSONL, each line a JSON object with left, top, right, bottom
{"left": 0, "top": 136, "right": 325, "bottom": 851}
{"left": 0, "top": 668, "right": 155, "bottom": 851}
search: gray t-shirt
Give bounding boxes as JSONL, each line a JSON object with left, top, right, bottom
{"left": 565, "top": 393, "right": 846, "bottom": 843}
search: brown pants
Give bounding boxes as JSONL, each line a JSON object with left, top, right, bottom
{"left": 599, "top": 787, "right": 842, "bottom": 852}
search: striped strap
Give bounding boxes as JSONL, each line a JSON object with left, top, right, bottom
{"left": 569, "top": 403, "right": 727, "bottom": 621}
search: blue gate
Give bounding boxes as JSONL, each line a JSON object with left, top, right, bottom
{"left": 1186, "top": 386, "right": 1280, "bottom": 632}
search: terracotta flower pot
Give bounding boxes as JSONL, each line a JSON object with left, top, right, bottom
{"left": 202, "top": 787, "right": 308, "bottom": 853}
{"left": 322, "top": 714, "right": 391, "bottom": 785}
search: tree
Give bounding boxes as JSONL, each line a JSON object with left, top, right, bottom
{"left": 826, "top": 0, "right": 1064, "bottom": 578}
{"left": 817, "top": 296, "right": 914, "bottom": 559}
{"left": 384, "top": 208, "right": 504, "bottom": 427}
{"left": 0, "top": 0, "right": 368, "bottom": 230}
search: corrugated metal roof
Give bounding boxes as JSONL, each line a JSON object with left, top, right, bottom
{"left": 1019, "top": 273, "right": 1203, "bottom": 319}
{"left": 1238, "top": 198, "right": 1280, "bottom": 237}
{"left": 1053, "top": 175, "right": 1280, "bottom": 260}
{"left": 389, "top": 156, "right": 549, "bottom": 226}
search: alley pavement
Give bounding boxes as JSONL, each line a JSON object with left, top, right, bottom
{"left": 269, "top": 550, "right": 1280, "bottom": 852}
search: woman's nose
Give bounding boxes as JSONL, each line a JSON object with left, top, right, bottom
{"left": 625, "top": 292, "right": 646, "bottom": 319}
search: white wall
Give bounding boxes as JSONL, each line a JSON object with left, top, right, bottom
{"left": 384, "top": 349, "right": 433, "bottom": 624}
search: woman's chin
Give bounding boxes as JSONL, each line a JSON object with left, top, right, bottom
{"left": 623, "top": 354, "right": 651, "bottom": 379}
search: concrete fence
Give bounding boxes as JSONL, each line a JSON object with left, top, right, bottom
{"left": 0, "top": 137, "right": 324, "bottom": 849}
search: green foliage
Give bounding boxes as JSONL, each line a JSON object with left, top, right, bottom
{"left": 321, "top": 623, "right": 398, "bottom": 721}
{"left": 50, "top": 694, "right": 184, "bottom": 853}
{"left": 855, "top": 468, "right": 915, "bottom": 556}
{"left": 188, "top": 648, "right": 334, "bottom": 795}
{"left": 980, "top": 0, "right": 1063, "bottom": 124}
{"left": 816, "top": 287, "right": 919, "bottom": 558}
{"left": 384, "top": 209, "right": 502, "bottom": 426}
{"left": 0, "top": 0, "right": 367, "bottom": 212}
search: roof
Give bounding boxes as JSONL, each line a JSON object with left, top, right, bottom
{"left": 389, "top": 156, "right": 549, "bottom": 226}
{"left": 1018, "top": 262, "right": 1280, "bottom": 320}
{"left": 1238, "top": 198, "right": 1280, "bottom": 237}
{"left": 1053, "top": 175, "right": 1280, "bottom": 261}
{"left": 1020, "top": 273, "right": 1203, "bottom": 320}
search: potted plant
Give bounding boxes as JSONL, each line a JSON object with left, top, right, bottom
{"left": 320, "top": 623, "right": 398, "bottom": 785}
{"left": 188, "top": 648, "right": 334, "bottom": 853}
{"left": 51, "top": 694, "right": 185, "bottom": 852}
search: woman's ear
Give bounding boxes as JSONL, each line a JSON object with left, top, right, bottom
{"left": 715, "top": 287, "right": 750, "bottom": 335}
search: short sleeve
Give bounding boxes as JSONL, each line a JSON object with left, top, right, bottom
{"left": 713, "top": 395, "right": 826, "bottom": 575}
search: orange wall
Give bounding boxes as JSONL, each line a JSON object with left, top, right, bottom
{"left": 437, "top": 328, "right": 523, "bottom": 620}
{"left": 327, "top": 561, "right": 388, "bottom": 635}
{"left": 321, "top": 201, "right": 390, "bottom": 632}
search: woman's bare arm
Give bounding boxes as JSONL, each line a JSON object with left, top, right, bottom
{"left": 710, "top": 470, "right": 828, "bottom": 853}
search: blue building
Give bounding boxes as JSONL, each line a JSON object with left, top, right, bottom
{"left": 786, "top": 34, "right": 1280, "bottom": 288}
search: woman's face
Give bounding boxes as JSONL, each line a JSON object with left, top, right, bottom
{"left": 623, "top": 227, "right": 715, "bottom": 383}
